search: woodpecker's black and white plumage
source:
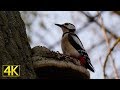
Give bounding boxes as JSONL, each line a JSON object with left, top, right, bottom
{"left": 55, "top": 23, "right": 95, "bottom": 72}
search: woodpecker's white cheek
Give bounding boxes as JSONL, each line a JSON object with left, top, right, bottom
{"left": 65, "top": 24, "right": 75, "bottom": 30}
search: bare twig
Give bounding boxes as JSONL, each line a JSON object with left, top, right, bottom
{"left": 98, "top": 57, "right": 105, "bottom": 79}
{"left": 103, "top": 38, "right": 120, "bottom": 78}
{"left": 81, "top": 11, "right": 119, "bottom": 39}
{"left": 98, "top": 57, "right": 103, "bottom": 68}
{"left": 97, "top": 11, "right": 119, "bottom": 79}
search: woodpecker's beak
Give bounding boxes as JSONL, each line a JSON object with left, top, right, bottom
{"left": 55, "top": 24, "right": 63, "bottom": 27}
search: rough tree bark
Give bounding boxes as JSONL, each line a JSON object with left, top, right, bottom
{"left": 0, "top": 11, "right": 90, "bottom": 79}
{"left": 0, "top": 11, "right": 36, "bottom": 79}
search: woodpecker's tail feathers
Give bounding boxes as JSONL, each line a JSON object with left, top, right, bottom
{"left": 86, "top": 61, "right": 95, "bottom": 72}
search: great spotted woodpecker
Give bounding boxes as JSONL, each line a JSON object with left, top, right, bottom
{"left": 55, "top": 23, "right": 95, "bottom": 72}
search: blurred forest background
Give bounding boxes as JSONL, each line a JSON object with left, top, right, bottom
{"left": 20, "top": 11, "right": 120, "bottom": 79}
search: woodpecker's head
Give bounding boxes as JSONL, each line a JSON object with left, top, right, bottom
{"left": 55, "top": 23, "right": 76, "bottom": 33}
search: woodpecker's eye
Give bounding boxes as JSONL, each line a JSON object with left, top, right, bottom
{"left": 65, "top": 23, "right": 69, "bottom": 25}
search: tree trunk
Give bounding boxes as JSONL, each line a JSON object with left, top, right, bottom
{"left": 0, "top": 11, "right": 36, "bottom": 79}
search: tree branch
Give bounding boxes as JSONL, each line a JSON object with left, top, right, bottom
{"left": 97, "top": 11, "right": 119, "bottom": 79}
{"left": 81, "top": 11, "right": 119, "bottom": 39}
{"left": 103, "top": 37, "right": 120, "bottom": 78}
{"left": 32, "top": 46, "right": 90, "bottom": 79}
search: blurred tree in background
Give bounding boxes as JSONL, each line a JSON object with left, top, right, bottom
{"left": 20, "top": 11, "right": 120, "bottom": 79}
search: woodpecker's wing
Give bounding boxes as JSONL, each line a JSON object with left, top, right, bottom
{"left": 68, "top": 33, "right": 95, "bottom": 72}
{"left": 68, "top": 33, "right": 86, "bottom": 55}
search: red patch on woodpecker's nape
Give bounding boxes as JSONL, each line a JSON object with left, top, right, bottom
{"left": 79, "top": 56, "right": 86, "bottom": 65}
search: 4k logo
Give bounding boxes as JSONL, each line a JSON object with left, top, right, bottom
{"left": 2, "top": 65, "right": 20, "bottom": 77}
